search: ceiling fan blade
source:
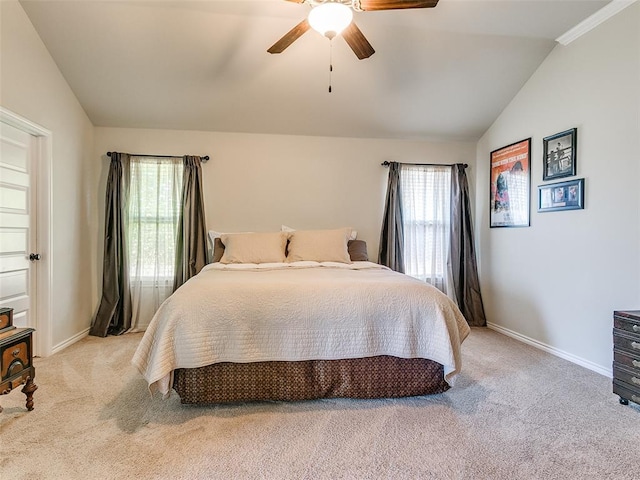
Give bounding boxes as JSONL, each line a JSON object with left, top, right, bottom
{"left": 267, "top": 19, "right": 311, "bottom": 54}
{"left": 358, "top": 0, "right": 439, "bottom": 11}
{"left": 342, "top": 22, "right": 375, "bottom": 60}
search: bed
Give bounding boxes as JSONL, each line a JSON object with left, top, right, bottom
{"left": 132, "top": 228, "right": 470, "bottom": 404}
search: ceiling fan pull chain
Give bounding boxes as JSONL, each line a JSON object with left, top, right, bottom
{"left": 329, "top": 39, "right": 333, "bottom": 93}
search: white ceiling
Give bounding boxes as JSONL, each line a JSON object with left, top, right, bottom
{"left": 19, "top": 0, "right": 611, "bottom": 140}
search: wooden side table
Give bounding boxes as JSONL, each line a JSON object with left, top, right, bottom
{"left": 0, "top": 308, "right": 37, "bottom": 413}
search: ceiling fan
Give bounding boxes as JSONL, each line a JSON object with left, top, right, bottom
{"left": 267, "top": 0, "right": 440, "bottom": 60}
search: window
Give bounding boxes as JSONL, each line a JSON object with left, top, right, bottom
{"left": 400, "top": 165, "right": 451, "bottom": 292}
{"left": 128, "top": 156, "right": 183, "bottom": 280}
{"left": 126, "top": 156, "right": 183, "bottom": 331}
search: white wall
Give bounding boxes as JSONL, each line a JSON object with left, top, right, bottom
{"left": 94, "top": 128, "right": 476, "bottom": 263}
{"left": 0, "top": 1, "right": 98, "bottom": 350}
{"left": 476, "top": 4, "right": 640, "bottom": 374}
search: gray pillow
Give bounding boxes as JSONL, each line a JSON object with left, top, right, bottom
{"left": 347, "top": 240, "right": 368, "bottom": 261}
{"left": 212, "top": 237, "right": 225, "bottom": 263}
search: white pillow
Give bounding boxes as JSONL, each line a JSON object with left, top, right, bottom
{"left": 219, "top": 232, "right": 288, "bottom": 264}
{"left": 208, "top": 229, "right": 223, "bottom": 240}
{"left": 281, "top": 225, "right": 357, "bottom": 241}
{"left": 208, "top": 229, "right": 253, "bottom": 245}
{"left": 286, "top": 228, "right": 352, "bottom": 263}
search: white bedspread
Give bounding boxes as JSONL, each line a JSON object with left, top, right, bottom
{"left": 132, "top": 261, "right": 471, "bottom": 396}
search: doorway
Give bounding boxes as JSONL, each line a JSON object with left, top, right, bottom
{"left": 0, "top": 107, "right": 52, "bottom": 357}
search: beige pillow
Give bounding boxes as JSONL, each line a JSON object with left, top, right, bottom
{"left": 286, "top": 228, "right": 352, "bottom": 263}
{"left": 281, "top": 224, "right": 358, "bottom": 241}
{"left": 219, "top": 232, "right": 288, "bottom": 264}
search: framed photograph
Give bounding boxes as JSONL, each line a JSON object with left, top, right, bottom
{"left": 490, "top": 138, "right": 531, "bottom": 228}
{"left": 543, "top": 128, "right": 577, "bottom": 180}
{"left": 538, "top": 178, "right": 584, "bottom": 212}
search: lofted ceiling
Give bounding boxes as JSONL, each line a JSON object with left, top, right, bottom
{"left": 18, "top": 0, "right": 610, "bottom": 141}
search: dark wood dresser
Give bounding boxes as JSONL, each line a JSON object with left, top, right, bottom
{"left": 0, "top": 308, "right": 37, "bottom": 413}
{"left": 613, "top": 310, "right": 640, "bottom": 406}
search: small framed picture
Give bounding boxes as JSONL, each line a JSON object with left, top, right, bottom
{"left": 538, "top": 178, "right": 584, "bottom": 212}
{"left": 543, "top": 128, "right": 577, "bottom": 181}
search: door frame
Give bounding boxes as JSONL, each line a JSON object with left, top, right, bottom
{"left": 1, "top": 107, "right": 53, "bottom": 357}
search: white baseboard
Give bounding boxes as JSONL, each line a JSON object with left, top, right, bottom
{"left": 51, "top": 327, "right": 90, "bottom": 355}
{"left": 47, "top": 323, "right": 614, "bottom": 378}
{"left": 487, "top": 322, "right": 612, "bottom": 378}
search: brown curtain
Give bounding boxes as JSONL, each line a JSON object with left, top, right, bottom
{"left": 378, "top": 162, "right": 405, "bottom": 273}
{"left": 450, "top": 164, "right": 487, "bottom": 326}
{"left": 173, "top": 155, "right": 208, "bottom": 290}
{"left": 90, "top": 152, "right": 133, "bottom": 337}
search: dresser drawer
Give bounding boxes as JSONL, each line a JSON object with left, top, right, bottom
{"left": 613, "top": 364, "right": 640, "bottom": 387}
{"left": 613, "top": 379, "right": 640, "bottom": 405}
{"left": 614, "top": 316, "right": 640, "bottom": 336}
{"left": 1, "top": 336, "right": 32, "bottom": 381}
{"left": 613, "top": 348, "right": 640, "bottom": 370}
{"left": 613, "top": 330, "right": 640, "bottom": 355}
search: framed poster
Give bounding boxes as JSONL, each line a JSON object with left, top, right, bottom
{"left": 538, "top": 178, "right": 584, "bottom": 212}
{"left": 490, "top": 138, "right": 531, "bottom": 228}
{"left": 543, "top": 128, "right": 577, "bottom": 181}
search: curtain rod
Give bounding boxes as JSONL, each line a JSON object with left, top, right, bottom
{"left": 107, "top": 151, "right": 209, "bottom": 162}
{"left": 381, "top": 161, "right": 467, "bottom": 168}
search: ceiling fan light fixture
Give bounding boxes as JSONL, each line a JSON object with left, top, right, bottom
{"left": 308, "top": 2, "right": 353, "bottom": 39}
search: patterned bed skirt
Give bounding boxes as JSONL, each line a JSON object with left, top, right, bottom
{"left": 173, "top": 356, "right": 449, "bottom": 404}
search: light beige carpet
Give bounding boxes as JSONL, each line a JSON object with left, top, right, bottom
{"left": 1, "top": 328, "right": 638, "bottom": 479}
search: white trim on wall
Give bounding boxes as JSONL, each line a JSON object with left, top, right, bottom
{"left": 52, "top": 327, "right": 89, "bottom": 355}
{"left": 0, "top": 106, "right": 53, "bottom": 357}
{"left": 556, "top": 0, "right": 638, "bottom": 45}
{"left": 487, "top": 322, "right": 612, "bottom": 378}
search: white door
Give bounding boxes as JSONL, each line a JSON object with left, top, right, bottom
{"left": 0, "top": 122, "right": 37, "bottom": 331}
